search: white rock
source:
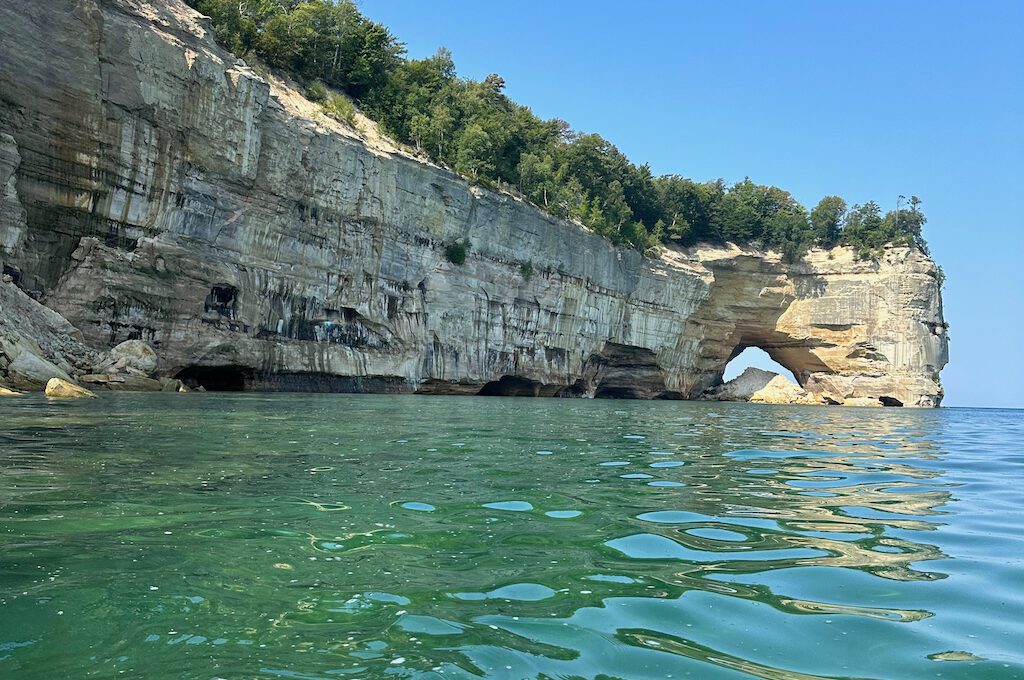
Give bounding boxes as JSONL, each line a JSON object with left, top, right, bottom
{"left": 750, "top": 376, "right": 821, "bottom": 405}
{"left": 44, "top": 378, "right": 96, "bottom": 399}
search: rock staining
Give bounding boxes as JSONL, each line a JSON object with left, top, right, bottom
{"left": 0, "top": 0, "right": 947, "bottom": 406}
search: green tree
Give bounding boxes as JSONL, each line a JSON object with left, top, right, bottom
{"left": 810, "top": 196, "right": 847, "bottom": 245}
{"left": 454, "top": 123, "right": 495, "bottom": 180}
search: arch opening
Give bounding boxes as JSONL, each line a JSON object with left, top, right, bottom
{"left": 723, "top": 347, "right": 798, "bottom": 385}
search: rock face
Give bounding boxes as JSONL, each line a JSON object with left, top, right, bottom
{"left": 1, "top": 277, "right": 96, "bottom": 389}
{"left": 0, "top": 0, "right": 948, "bottom": 405}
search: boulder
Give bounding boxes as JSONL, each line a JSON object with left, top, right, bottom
{"left": 99, "top": 340, "right": 158, "bottom": 376}
{"left": 45, "top": 378, "right": 96, "bottom": 398}
{"left": 750, "top": 376, "right": 822, "bottom": 405}
{"left": 0, "top": 385, "right": 23, "bottom": 396}
{"left": 6, "top": 351, "right": 72, "bottom": 390}
{"left": 157, "top": 378, "right": 191, "bottom": 392}
{"left": 707, "top": 367, "right": 779, "bottom": 401}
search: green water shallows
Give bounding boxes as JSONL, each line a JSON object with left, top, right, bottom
{"left": 1, "top": 395, "right": 1022, "bottom": 679}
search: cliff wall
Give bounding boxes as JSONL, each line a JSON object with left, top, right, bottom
{"left": 0, "top": 0, "right": 948, "bottom": 405}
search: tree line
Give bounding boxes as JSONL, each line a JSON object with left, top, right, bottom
{"left": 186, "top": 0, "right": 931, "bottom": 260}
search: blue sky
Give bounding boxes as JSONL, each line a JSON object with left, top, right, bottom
{"left": 362, "top": 1, "right": 1024, "bottom": 408}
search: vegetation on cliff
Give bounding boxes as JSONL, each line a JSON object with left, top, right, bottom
{"left": 187, "top": 0, "right": 931, "bottom": 260}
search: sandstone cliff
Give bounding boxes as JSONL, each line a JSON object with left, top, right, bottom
{"left": 0, "top": 0, "right": 948, "bottom": 405}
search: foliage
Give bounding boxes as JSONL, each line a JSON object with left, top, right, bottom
{"left": 519, "top": 260, "right": 534, "bottom": 281}
{"left": 445, "top": 241, "right": 468, "bottom": 265}
{"left": 187, "top": 0, "right": 933, "bottom": 259}
{"left": 305, "top": 80, "right": 328, "bottom": 103}
{"left": 188, "top": 0, "right": 403, "bottom": 96}
{"left": 323, "top": 92, "right": 356, "bottom": 126}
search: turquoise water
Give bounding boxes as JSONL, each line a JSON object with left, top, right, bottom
{"left": 1, "top": 395, "right": 1022, "bottom": 679}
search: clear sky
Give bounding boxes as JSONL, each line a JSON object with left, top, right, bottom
{"left": 362, "top": 0, "right": 1024, "bottom": 408}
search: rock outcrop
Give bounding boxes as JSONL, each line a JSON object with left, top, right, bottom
{"left": 0, "top": 276, "right": 175, "bottom": 392}
{"left": 0, "top": 0, "right": 948, "bottom": 405}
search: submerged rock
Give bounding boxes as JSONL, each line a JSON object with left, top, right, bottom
{"left": 45, "top": 378, "right": 96, "bottom": 399}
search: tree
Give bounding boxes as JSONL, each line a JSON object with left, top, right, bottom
{"left": 810, "top": 195, "right": 847, "bottom": 245}
{"left": 482, "top": 73, "right": 506, "bottom": 94}
{"left": 454, "top": 124, "right": 494, "bottom": 180}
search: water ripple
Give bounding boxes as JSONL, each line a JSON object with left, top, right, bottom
{"left": 1, "top": 396, "right": 1021, "bottom": 678}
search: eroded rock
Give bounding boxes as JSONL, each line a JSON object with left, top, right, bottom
{"left": 45, "top": 378, "right": 96, "bottom": 399}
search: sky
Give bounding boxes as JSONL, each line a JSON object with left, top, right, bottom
{"left": 362, "top": 0, "right": 1024, "bottom": 408}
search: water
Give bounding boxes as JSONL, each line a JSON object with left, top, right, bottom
{"left": 1, "top": 394, "right": 1022, "bottom": 679}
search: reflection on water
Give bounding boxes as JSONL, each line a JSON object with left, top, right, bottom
{"left": 1, "top": 395, "right": 1022, "bottom": 679}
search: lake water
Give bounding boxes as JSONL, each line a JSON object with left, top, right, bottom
{"left": 1, "top": 394, "right": 1022, "bottom": 679}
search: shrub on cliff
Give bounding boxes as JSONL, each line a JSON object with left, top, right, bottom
{"left": 445, "top": 242, "right": 468, "bottom": 266}
{"left": 323, "top": 93, "right": 356, "bottom": 127}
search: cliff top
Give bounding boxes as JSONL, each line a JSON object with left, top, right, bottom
{"left": 181, "top": 0, "right": 937, "bottom": 263}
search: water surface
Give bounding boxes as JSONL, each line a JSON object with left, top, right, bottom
{"left": 1, "top": 395, "right": 1022, "bottom": 678}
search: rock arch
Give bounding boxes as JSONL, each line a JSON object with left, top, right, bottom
{"left": 682, "top": 249, "right": 945, "bottom": 406}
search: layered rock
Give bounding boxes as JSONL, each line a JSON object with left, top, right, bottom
{"left": 0, "top": 0, "right": 948, "bottom": 405}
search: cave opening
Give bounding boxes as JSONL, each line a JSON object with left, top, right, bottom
{"left": 204, "top": 285, "right": 237, "bottom": 319}
{"left": 175, "top": 365, "right": 249, "bottom": 391}
{"left": 2, "top": 263, "right": 21, "bottom": 286}
{"left": 723, "top": 347, "right": 798, "bottom": 385}
{"left": 478, "top": 375, "right": 542, "bottom": 397}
